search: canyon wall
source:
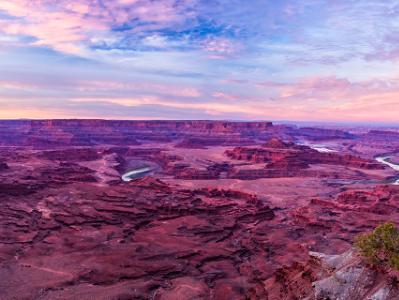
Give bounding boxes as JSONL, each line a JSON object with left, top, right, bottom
{"left": 0, "top": 120, "right": 357, "bottom": 147}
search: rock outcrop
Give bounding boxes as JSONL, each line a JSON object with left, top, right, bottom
{"left": 289, "top": 185, "right": 399, "bottom": 255}
{"left": 266, "top": 249, "right": 399, "bottom": 300}
{"left": 175, "top": 136, "right": 256, "bottom": 148}
{"left": 226, "top": 138, "right": 384, "bottom": 170}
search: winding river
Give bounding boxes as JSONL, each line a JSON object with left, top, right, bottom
{"left": 122, "top": 166, "right": 153, "bottom": 182}
{"left": 305, "top": 141, "right": 399, "bottom": 185}
{"left": 120, "top": 151, "right": 399, "bottom": 185}
{"left": 309, "top": 146, "right": 337, "bottom": 153}
{"left": 298, "top": 142, "right": 337, "bottom": 153}
{"left": 375, "top": 155, "right": 399, "bottom": 185}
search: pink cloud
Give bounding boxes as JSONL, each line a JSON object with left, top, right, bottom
{"left": 0, "top": 80, "right": 38, "bottom": 90}
{"left": 0, "top": 1, "right": 106, "bottom": 53}
{"left": 0, "top": 76, "right": 201, "bottom": 98}
{"left": 279, "top": 76, "right": 351, "bottom": 98}
{"left": 75, "top": 80, "right": 201, "bottom": 98}
{"left": 202, "top": 37, "right": 242, "bottom": 59}
{"left": 257, "top": 76, "right": 399, "bottom": 101}
{"left": 0, "top": 0, "right": 196, "bottom": 54}
{"left": 82, "top": 76, "right": 399, "bottom": 123}
{"left": 212, "top": 92, "right": 239, "bottom": 101}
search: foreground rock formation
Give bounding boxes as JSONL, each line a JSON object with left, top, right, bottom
{"left": 0, "top": 176, "right": 277, "bottom": 299}
{"left": 266, "top": 250, "right": 399, "bottom": 300}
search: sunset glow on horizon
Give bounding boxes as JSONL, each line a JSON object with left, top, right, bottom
{"left": 1, "top": 0, "right": 399, "bottom": 123}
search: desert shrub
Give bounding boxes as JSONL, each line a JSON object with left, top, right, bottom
{"left": 355, "top": 222, "right": 399, "bottom": 270}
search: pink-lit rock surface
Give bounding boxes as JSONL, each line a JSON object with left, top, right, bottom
{"left": 0, "top": 120, "right": 399, "bottom": 299}
{"left": 265, "top": 249, "right": 399, "bottom": 299}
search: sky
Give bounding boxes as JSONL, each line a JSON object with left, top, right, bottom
{"left": 0, "top": 0, "right": 399, "bottom": 123}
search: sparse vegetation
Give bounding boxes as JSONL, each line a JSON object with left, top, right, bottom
{"left": 355, "top": 222, "right": 399, "bottom": 271}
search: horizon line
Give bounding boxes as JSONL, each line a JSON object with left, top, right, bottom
{"left": 0, "top": 118, "right": 398, "bottom": 127}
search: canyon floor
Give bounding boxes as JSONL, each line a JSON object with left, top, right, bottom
{"left": 0, "top": 120, "right": 398, "bottom": 300}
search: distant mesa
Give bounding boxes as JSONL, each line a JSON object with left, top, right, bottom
{"left": 0, "top": 119, "right": 358, "bottom": 147}
{"left": 226, "top": 137, "right": 384, "bottom": 170}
